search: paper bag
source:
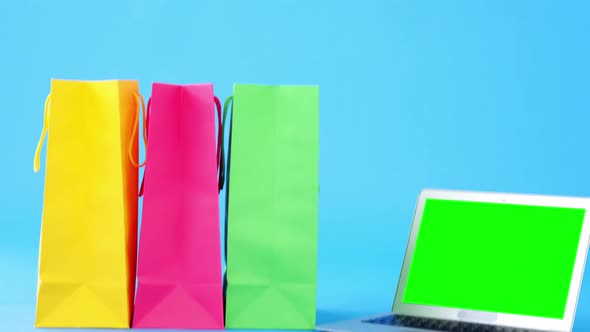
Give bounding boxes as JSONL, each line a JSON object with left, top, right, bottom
{"left": 132, "top": 83, "right": 224, "bottom": 329}
{"left": 223, "top": 84, "right": 320, "bottom": 329}
{"left": 33, "top": 79, "right": 143, "bottom": 328}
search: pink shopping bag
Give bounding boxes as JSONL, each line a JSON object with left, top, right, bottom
{"left": 132, "top": 82, "right": 224, "bottom": 329}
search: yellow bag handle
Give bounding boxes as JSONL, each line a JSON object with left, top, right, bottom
{"left": 33, "top": 92, "right": 147, "bottom": 172}
{"left": 128, "top": 93, "right": 148, "bottom": 168}
{"left": 33, "top": 94, "right": 52, "bottom": 173}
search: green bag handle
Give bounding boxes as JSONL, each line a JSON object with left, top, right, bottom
{"left": 219, "top": 96, "right": 233, "bottom": 191}
{"left": 221, "top": 96, "right": 233, "bottom": 307}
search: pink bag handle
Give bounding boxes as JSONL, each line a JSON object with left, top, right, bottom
{"left": 138, "top": 98, "right": 151, "bottom": 197}
{"left": 139, "top": 96, "right": 224, "bottom": 196}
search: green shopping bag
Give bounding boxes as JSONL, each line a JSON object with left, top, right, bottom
{"left": 223, "top": 84, "right": 320, "bottom": 329}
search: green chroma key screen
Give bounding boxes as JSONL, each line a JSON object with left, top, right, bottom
{"left": 403, "top": 198, "right": 585, "bottom": 319}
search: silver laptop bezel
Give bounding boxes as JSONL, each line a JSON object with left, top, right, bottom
{"left": 392, "top": 189, "right": 590, "bottom": 332}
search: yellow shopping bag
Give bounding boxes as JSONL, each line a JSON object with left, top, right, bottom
{"left": 33, "top": 79, "right": 146, "bottom": 328}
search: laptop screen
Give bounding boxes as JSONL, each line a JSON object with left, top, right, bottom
{"left": 402, "top": 198, "right": 585, "bottom": 319}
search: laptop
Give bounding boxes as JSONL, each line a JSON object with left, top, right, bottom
{"left": 317, "top": 189, "right": 590, "bottom": 332}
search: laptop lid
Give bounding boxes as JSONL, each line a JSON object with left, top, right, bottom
{"left": 392, "top": 189, "right": 590, "bottom": 332}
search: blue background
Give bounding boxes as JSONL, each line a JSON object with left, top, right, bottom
{"left": 1, "top": 0, "right": 589, "bottom": 330}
